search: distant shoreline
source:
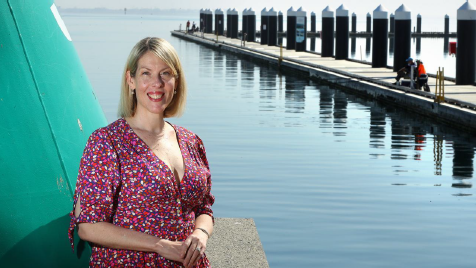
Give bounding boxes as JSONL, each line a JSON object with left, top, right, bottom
{"left": 57, "top": 7, "right": 199, "bottom": 16}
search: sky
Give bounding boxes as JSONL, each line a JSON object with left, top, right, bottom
{"left": 55, "top": 0, "right": 471, "bottom": 31}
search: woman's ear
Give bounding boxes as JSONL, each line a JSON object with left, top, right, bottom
{"left": 126, "top": 70, "right": 135, "bottom": 89}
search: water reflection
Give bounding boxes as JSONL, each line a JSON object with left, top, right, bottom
{"left": 310, "top": 38, "right": 316, "bottom": 52}
{"left": 365, "top": 37, "right": 371, "bottom": 56}
{"left": 284, "top": 75, "right": 306, "bottom": 114}
{"left": 389, "top": 37, "right": 394, "bottom": 54}
{"left": 351, "top": 37, "right": 356, "bottom": 57}
{"left": 219, "top": 55, "right": 475, "bottom": 184}
{"left": 416, "top": 37, "right": 421, "bottom": 55}
{"left": 443, "top": 37, "right": 449, "bottom": 55}
{"left": 452, "top": 141, "right": 474, "bottom": 179}
{"left": 319, "top": 86, "right": 334, "bottom": 129}
{"left": 369, "top": 105, "right": 386, "bottom": 149}
{"left": 199, "top": 46, "right": 213, "bottom": 78}
{"left": 332, "top": 91, "right": 347, "bottom": 136}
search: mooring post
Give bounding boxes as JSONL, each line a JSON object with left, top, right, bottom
{"left": 456, "top": 1, "right": 476, "bottom": 85}
{"left": 336, "top": 4, "right": 349, "bottom": 60}
{"left": 321, "top": 6, "right": 335, "bottom": 57}
{"left": 393, "top": 4, "right": 411, "bottom": 72}
{"left": 372, "top": 5, "right": 389, "bottom": 68}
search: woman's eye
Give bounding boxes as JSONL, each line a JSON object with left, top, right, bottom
{"left": 142, "top": 71, "right": 150, "bottom": 75}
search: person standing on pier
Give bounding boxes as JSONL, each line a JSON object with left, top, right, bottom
{"left": 68, "top": 37, "right": 215, "bottom": 268}
{"left": 186, "top": 20, "right": 190, "bottom": 33}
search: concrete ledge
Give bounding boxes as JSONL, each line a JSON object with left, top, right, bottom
{"left": 207, "top": 218, "right": 269, "bottom": 268}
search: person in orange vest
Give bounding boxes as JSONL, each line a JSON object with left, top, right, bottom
{"left": 186, "top": 20, "right": 190, "bottom": 33}
{"left": 415, "top": 59, "right": 429, "bottom": 91}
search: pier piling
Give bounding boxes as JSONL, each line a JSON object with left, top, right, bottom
{"left": 367, "top": 12, "right": 371, "bottom": 33}
{"left": 230, "top": 9, "right": 238, "bottom": 38}
{"left": 286, "top": 7, "right": 296, "bottom": 50}
{"left": 417, "top": 14, "right": 422, "bottom": 33}
{"left": 206, "top": 9, "right": 213, "bottom": 34}
{"left": 268, "top": 8, "right": 278, "bottom": 46}
{"left": 215, "top": 9, "right": 224, "bottom": 36}
{"left": 295, "top": 7, "right": 307, "bottom": 52}
{"left": 311, "top": 12, "right": 317, "bottom": 33}
{"left": 456, "top": 1, "right": 476, "bottom": 85}
{"left": 393, "top": 5, "right": 411, "bottom": 72}
{"left": 445, "top": 14, "right": 450, "bottom": 36}
{"left": 352, "top": 12, "right": 357, "bottom": 33}
{"left": 336, "top": 5, "right": 349, "bottom": 60}
{"left": 372, "top": 5, "right": 389, "bottom": 68}
{"left": 261, "top": 8, "right": 269, "bottom": 45}
{"left": 321, "top": 6, "right": 335, "bottom": 57}
{"left": 390, "top": 13, "right": 395, "bottom": 33}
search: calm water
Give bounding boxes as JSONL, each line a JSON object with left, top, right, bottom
{"left": 63, "top": 13, "right": 476, "bottom": 267}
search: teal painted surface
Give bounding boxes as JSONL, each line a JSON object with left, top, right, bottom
{"left": 0, "top": 0, "right": 106, "bottom": 266}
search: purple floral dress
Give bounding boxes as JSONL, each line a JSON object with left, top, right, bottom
{"left": 68, "top": 118, "right": 214, "bottom": 267}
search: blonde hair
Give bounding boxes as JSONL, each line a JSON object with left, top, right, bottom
{"left": 118, "top": 37, "right": 187, "bottom": 118}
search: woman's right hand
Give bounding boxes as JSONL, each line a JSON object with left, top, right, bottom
{"left": 154, "top": 240, "right": 185, "bottom": 263}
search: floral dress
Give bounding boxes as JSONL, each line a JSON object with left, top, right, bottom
{"left": 68, "top": 118, "right": 214, "bottom": 267}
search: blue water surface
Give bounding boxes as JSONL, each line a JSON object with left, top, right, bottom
{"left": 63, "top": 13, "right": 476, "bottom": 268}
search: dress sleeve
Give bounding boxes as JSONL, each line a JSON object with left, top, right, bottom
{"left": 68, "top": 128, "right": 121, "bottom": 250}
{"left": 194, "top": 135, "right": 215, "bottom": 222}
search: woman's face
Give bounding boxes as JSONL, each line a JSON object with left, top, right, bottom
{"left": 127, "top": 51, "right": 177, "bottom": 117}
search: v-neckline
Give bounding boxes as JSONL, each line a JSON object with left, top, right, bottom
{"left": 122, "top": 118, "right": 187, "bottom": 186}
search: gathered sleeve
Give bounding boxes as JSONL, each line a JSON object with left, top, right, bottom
{"left": 194, "top": 135, "right": 215, "bottom": 222}
{"left": 68, "top": 128, "right": 121, "bottom": 250}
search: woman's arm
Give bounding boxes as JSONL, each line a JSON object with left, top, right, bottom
{"left": 181, "top": 214, "right": 214, "bottom": 268}
{"left": 75, "top": 196, "right": 184, "bottom": 263}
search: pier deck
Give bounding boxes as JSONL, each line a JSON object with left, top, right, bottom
{"left": 171, "top": 30, "right": 476, "bottom": 132}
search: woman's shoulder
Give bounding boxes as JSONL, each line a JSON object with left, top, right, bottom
{"left": 88, "top": 118, "right": 128, "bottom": 142}
{"left": 169, "top": 123, "right": 203, "bottom": 145}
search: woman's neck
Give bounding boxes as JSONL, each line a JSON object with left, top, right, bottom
{"left": 126, "top": 110, "right": 166, "bottom": 135}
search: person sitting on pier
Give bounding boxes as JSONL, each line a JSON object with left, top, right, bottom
{"left": 415, "top": 59, "right": 430, "bottom": 92}
{"left": 394, "top": 57, "right": 416, "bottom": 84}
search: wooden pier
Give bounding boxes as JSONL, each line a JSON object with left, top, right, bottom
{"left": 171, "top": 30, "right": 476, "bottom": 133}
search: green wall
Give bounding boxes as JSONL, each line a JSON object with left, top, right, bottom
{"left": 0, "top": 0, "right": 107, "bottom": 266}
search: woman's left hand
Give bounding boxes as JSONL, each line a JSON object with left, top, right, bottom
{"left": 181, "top": 229, "right": 209, "bottom": 268}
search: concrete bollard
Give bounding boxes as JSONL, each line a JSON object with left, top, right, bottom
{"left": 215, "top": 9, "right": 224, "bottom": 35}
{"left": 261, "top": 8, "right": 268, "bottom": 45}
{"left": 247, "top": 8, "right": 256, "bottom": 42}
{"left": 367, "top": 12, "right": 371, "bottom": 33}
{"left": 336, "top": 5, "right": 349, "bottom": 60}
{"left": 286, "top": 7, "right": 296, "bottom": 50}
{"left": 268, "top": 8, "right": 278, "bottom": 46}
{"left": 206, "top": 9, "right": 213, "bottom": 34}
{"left": 321, "top": 6, "right": 335, "bottom": 57}
{"left": 372, "top": 5, "right": 388, "bottom": 68}
{"left": 352, "top": 12, "right": 357, "bottom": 33}
{"left": 311, "top": 12, "right": 316, "bottom": 33}
{"left": 445, "top": 14, "right": 450, "bottom": 35}
{"left": 393, "top": 4, "right": 411, "bottom": 72}
{"left": 417, "top": 13, "right": 422, "bottom": 33}
{"left": 278, "top": 11, "right": 283, "bottom": 32}
{"left": 226, "top": 9, "right": 231, "bottom": 37}
{"left": 242, "top": 8, "right": 248, "bottom": 41}
{"left": 456, "top": 1, "right": 476, "bottom": 85}
{"left": 295, "top": 7, "right": 307, "bottom": 52}
{"left": 390, "top": 13, "right": 395, "bottom": 33}
{"left": 230, "top": 9, "right": 239, "bottom": 39}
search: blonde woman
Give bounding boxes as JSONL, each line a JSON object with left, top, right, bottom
{"left": 69, "top": 37, "right": 214, "bottom": 268}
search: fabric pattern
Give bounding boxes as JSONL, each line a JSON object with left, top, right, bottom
{"left": 68, "top": 118, "right": 214, "bottom": 267}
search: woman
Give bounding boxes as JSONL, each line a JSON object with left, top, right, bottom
{"left": 68, "top": 37, "right": 214, "bottom": 267}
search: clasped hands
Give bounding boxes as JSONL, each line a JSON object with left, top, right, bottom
{"left": 158, "top": 229, "right": 209, "bottom": 268}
